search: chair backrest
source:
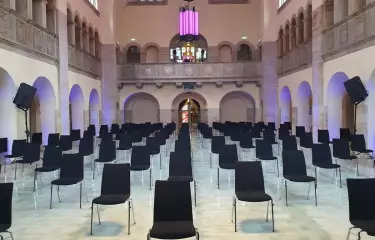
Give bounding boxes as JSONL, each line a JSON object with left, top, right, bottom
{"left": 31, "top": 133, "right": 43, "bottom": 145}
{"left": 282, "top": 150, "right": 307, "bottom": 176}
{"left": 48, "top": 133, "right": 60, "bottom": 146}
{"left": 255, "top": 139, "right": 273, "bottom": 158}
{"left": 23, "top": 142, "right": 41, "bottom": 163}
{"left": 347, "top": 178, "right": 375, "bottom": 222}
{"left": 218, "top": 144, "right": 238, "bottom": 167}
{"left": 263, "top": 130, "right": 275, "bottom": 143}
{"left": 70, "top": 129, "right": 81, "bottom": 141}
{"left": 282, "top": 135, "right": 298, "bottom": 151}
{"left": 295, "top": 126, "right": 306, "bottom": 138}
{"left": 11, "top": 139, "right": 27, "bottom": 157}
{"left": 312, "top": 143, "right": 333, "bottom": 166}
{"left": 43, "top": 146, "right": 62, "bottom": 168}
{"left": 318, "top": 129, "right": 330, "bottom": 144}
{"left": 101, "top": 163, "right": 130, "bottom": 196}
{"left": 60, "top": 135, "right": 72, "bottom": 151}
{"left": 131, "top": 146, "right": 150, "bottom": 167}
{"left": 119, "top": 134, "right": 132, "bottom": 149}
{"left": 0, "top": 137, "right": 7, "bottom": 153}
{"left": 350, "top": 134, "right": 367, "bottom": 152}
{"left": 340, "top": 128, "right": 351, "bottom": 141}
{"left": 153, "top": 180, "right": 193, "bottom": 222}
{"left": 169, "top": 152, "right": 192, "bottom": 177}
{"left": 300, "top": 132, "right": 313, "bottom": 149}
{"left": 79, "top": 136, "right": 94, "bottom": 156}
{"left": 211, "top": 136, "right": 225, "bottom": 152}
{"left": 59, "top": 153, "right": 84, "bottom": 180}
{"left": 98, "top": 140, "right": 116, "bottom": 161}
{"left": 235, "top": 161, "right": 265, "bottom": 193}
{"left": 332, "top": 138, "right": 351, "bottom": 159}
{"left": 0, "top": 183, "right": 13, "bottom": 229}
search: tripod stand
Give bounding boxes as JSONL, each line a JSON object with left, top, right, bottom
{"left": 17, "top": 106, "right": 31, "bottom": 143}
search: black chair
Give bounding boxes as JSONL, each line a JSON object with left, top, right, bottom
{"left": 340, "top": 128, "right": 351, "bottom": 141}
{"left": 34, "top": 146, "right": 62, "bottom": 192}
{"left": 4, "top": 139, "right": 26, "bottom": 173}
{"left": 300, "top": 132, "right": 313, "bottom": 150}
{"left": 70, "top": 129, "right": 81, "bottom": 142}
{"left": 130, "top": 146, "right": 152, "bottom": 190}
{"left": 350, "top": 134, "right": 374, "bottom": 163}
{"left": 13, "top": 142, "right": 40, "bottom": 180}
{"left": 91, "top": 163, "right": 135, "bottom": 235}
{"left": 217, "top": 145, "right": 238, "bottom": 189}
{"left": 239, "top": 133, "right": 255, "bottom": 161}
{"left": 281, "top": 150, "right": 317, "bottom": 206}
{"left": 0, "top": 183, "right": 14, "bottom": 240}
{"left": 210, "top": 136, "right": 225, "bottom": 168}
{"left": 44, "top": 133, "right": 60, "bottom": 147}
{"left": 50, "top": 153, "right": 87, "bottom": 209}
{"left": 93, "top": 140, "right": 116, "bottom": 179}
{"left": 59, "top": 135, "right": 72, "bottom": 152}
{"left": 146, "top": 137, "right": 162, "bottom": 169}
{"left": 295, "top": 126, "right": 306, "bottom": 139}
{"left": 147, "top": 180, "right": 199, "bottom": 240}
{"left": 255, "top": 140, "right": 279, "bottom": 176}
{"left": 333, "top": 139, "right": 358, "bottom": 176}
{"left": 232, "top": 161, "right": 274, "bottom": 232}
{"left": 31, "top": 133, "right": 43, "bottom": 145}
{"left": 117, "top": 134, "right": 132, "bottom": 161}
{"left": 346, "top": 178, "right": 375, "bottom": 240}
{"left": 312, "top": 144, "right": 342, "bottom": 188}
{"left": 168, "top": 152, "right": 196, "bottom": 206}
{"left": 282, "top": 135, "right": 298, "bottom": 151}
{"left": 318, "top": 129, "right": 332, "bottom": 144}
{"left": 0, "top": 138, "right": 7, "bottom": 174}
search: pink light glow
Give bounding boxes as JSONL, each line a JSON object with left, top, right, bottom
{"left": 184, "top": 10, "right": 188, "bottom": 36}
{"left": 194, "top": 12, "right": 199, "bottom": 35}
{"left": 179, "top": 11, "right": 184, "bottom": 35}
{"left": 189, "top": 10, "right": 193, "bottom": 34}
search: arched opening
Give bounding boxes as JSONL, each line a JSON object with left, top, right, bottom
{"left": 94, "top": 30, "right": 100, "bottom": 59}
{"left": 179, "top": 99, "right": 200, "bottom": 129}
{"left": 218, "top": 45, "right": 232, "bottom": 62}
{"left": 169, "top": 34, "right": 208, "bottom": 63}
{"left": 126, "top": 46, "right": 141, "bottom": 63}
{"left": 82, "top": 21, "right": 88, "bottom": 52}
{"left": 67, "top": 8, "right": 73, "bottom": 45}
{"left": 89, "top": 89, "right": 100, "bottom": 135}
{"left": 298, "top": 12, "right": 305, "bottom": 44}
{"left": 280, "top": 86, "right": 292, "bottom": 124}
{"left": 0, "top": 68, "right": 18, "bottom": 151}
{"left": 46, "top": 0, "right": 55, "bottom": 33}
{"left": 69, "top": 84, "right": 84, "bottom": 134}
{"left": 30, "top": 77, "right": 57, "bottom": 145}
{"left": 326, "top": 72, "right": 353, "bottom": 139}
{"left": 219, "top": 91, "right": 256, "bottom": 123}
{"left": 291, "top": 18, "right": 297, "bottom": 49}
{"left": 145, "top": 46, "right": 159, "bottom": 63}
{"left": 297, "top": 81, "right": 312, "bottom": 131}
{"left": 171, "top": 92, "right": 207, "bottom": 126}
{"left": 74, "top": 15, "right": 81, "bottom": 50}
{"left": 278, "top": 28, "right": 284, "bottom": 57}
{"left": 124, "top": 93, "right": 160, "bottom": 123}
{"left": 89, "top": 26, "right": 95, "bottom": 56}
{"left": 306, "top": 5, "right": 312, "bottom": 40}
{"left": 284, "top": 24, "right": 290, "bottom": 53}
{"left": 237, "top": 44, "right": 252, "bottom": 61}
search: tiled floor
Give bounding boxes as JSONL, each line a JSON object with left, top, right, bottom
{"left": 1, "top": 133, "right": 375, "bottom": 239}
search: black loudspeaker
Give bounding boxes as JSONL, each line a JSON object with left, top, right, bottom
{"left": 13, "top": 83, "right": 37, "bottom": 110}
{"left": 344, "top": 76, "right": 368, "bottom": 104}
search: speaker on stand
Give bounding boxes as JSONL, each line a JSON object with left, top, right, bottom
{"left": 13, "top": 83, "right": 37, "bottom": 143}
{"left": 343, "top": 76, "right": 369, "bottom": 135}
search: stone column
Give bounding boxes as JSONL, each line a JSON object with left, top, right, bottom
{"left": 101, "top": 0, "right": 118, "bottom": 126}
{"left": 56, "top": 0, "right": 70, "bottom": 135}
{"left": 68, "top": 20, "right": 75, "bottom": 46}
{"left": 261, "top": 42, "right": 278, "bottom": 123}
{"left": 311, "top": 3, "right": 326, "bottom": 141}
{"left": 3, "top": 0, "right": 16, "bottom": 10}
{"left": 348, "top": 0, "right": 365, "bottom": 15}
{"left": 334, "top": 0, "right": 348, "bottom": 23}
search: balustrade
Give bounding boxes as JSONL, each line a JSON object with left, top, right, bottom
{"left": 278, "top": 41, "right": 312, "bottom": 76}
{"left": 68, "top": 45, "right": 101, "bottom": 78}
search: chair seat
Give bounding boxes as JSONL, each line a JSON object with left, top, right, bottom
{"left": 257, "top": 156, "right": 277, "bottom": 161}
{"left": 0, "top": 223, "right": 11, "bottom": 232}
{"left": 356, "top": 149, "right": 374, "bottom": 154}
{"left": 285, "top": 175, "right": 315, "bottom": 183}
{"left": 4, "top": 155, "right": 19, "bottom": 159}
{"left": 15, "top": 159, "right": 36, "bottom": 164}
{"left": 130, "top": 165, "right": 149, "bottom": 171}
{"left": 35, "top": 166, "right": 60, "bottom": 172}
{"left": 168, "top": 176, "right": 193, "bottom": 183}
{"left": 92, "top": 194, "right": 130, "bottom": 205}
{"left": 351, "top": 220, "right": 375, "bottom": 236}
{"left": 219, "top": 164, "right": 236, "bottom": 170}
{"left": 51, "top": 178, "right": 82, "bottom": 185}
{"left": 337, "top": 155, "right": 357, "bottom": 160}
{"left": 240, "top": 144, "right": 255, "bottom": 149}
{"left": 117, "top": 147, "right": 131, "bottom": 151}
{"left": 236, "top": 191, "right": 272, "bottom": 202}
{"left": 314, "top": 163, "right": 340, "bottom": 169}
{"left": 149, "top": 221, "right": 197, "bottom": 239}
{"left": 94, "top": 158, "right": 115, "bottom": 163}
{"left": 150, "top": 150, "right": 160, "bottom": 155}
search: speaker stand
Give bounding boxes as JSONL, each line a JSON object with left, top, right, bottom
{"left": 17, "top": 107, "right": 30, "bottom": 143}
{"left": 353, "top": 103, "right": 358, "bottom": 135}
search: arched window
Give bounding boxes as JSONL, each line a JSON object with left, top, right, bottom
{"left": 237, "top": 44, "right": 252, "bottom": 61}
{"left": 279, "top": 0, "right": 287, "bottom": 8}
{"left": 74, "top": 15, "right": 81, "bottom": 50}
{"left": 169, "top": 34, "right": 208, "bottom": 63}
{"left": 298, "top": 12, "right": 305, "bottom": 44}
{"left": 127, "top": 46, "right": 141, "bottom": 63}
{"left": 291, "top": 18, "right": 297, "bottom": 49}
{"left": 278, "top": 28, "right": 284, "bottom": 57}
{"left": 88, "top": 0, "right": 98, "bottom": 9}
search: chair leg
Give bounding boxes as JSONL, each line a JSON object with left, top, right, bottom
{"left": 80, "top": 182, "right": 82, "bottom": 209}
{"left": 339, "top": 167, "right": 342, "bottom": 188}
{"left": 147, "top": 232, "right": 151, "bottom": 240}
{"left": 96, "top": 205, "right": 101, "bottom": 224}
{"left": 271, "top": 200, "right": 275, "bottom": 232}
{"left": 234, "top": 198, "right": 237, "bottom": 232}
{"left": 346, "top": 227, "right": 354, "bottom": 240}
{"left": 159, "top": 153, "right": 161, "bottom": 170}
{"left": 276, "top": 159, "right": 279, "bottom": 177}
{"left": 93, "top": 161, "right": 96, "bottom": 179}
{"left": 285, "top": 180, "right": 288, "bottom": 206}
{"left": 14, "top": 163, "right": 17, "bottom": 180}
{"left": 194, "top": 180, "right": 197, "bottom": 207}
{"left": 314, "top": 167, "right": 318, "bottom": 185}
{"left": 90, "top": 203, "right": 94, "bottom": 235}
{"left": 217, "top": 167, "right": 220, "bottom": 189}
{"left": 149, "top": 168, "right": 152, "bottom": 190}
{"left": 130, "top": 199, "right": 136, "bottom": 224}
{"left": 128, "top": 201, "right": 131, "bottom": 235}
{"left": 196, "top": 229, "right": 200, "bottom": 240}
{"left": 314, "top": 180, "right": 317, "bottom": 206}
{"left": 50, "top": 185, "right": 53, "bottom": 209}
{"left": 307, "top": 183, "right": 311, "bottom": 200}
{"left": 266, "top": 201, "right": 269, "bottom": 222}
{"left": 33, "top": 171, "right": 37, "bottom": 192}
{"left": 358, "top": 230, "right": 362, "bottom": 240}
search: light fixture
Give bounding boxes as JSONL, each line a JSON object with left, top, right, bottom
{"left": 179, "top": 0, "right": 199, "bottom": 42}
{"left": 130, "top": 38, "right": 136, "bottom": 41}
{"left": 241, "top": 36, "right": 248, "bottom": 40}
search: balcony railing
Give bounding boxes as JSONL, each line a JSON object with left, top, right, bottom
{"left": 278, "top": 41, "right": 312, "bottom": 76}
{"left": 68, "top": 45, "right": 101, "bottom": 78}
{"left": 117, "top": 62, "right": 261, "bottom": 82}
{"left": 323, "top": 2, "right": 375, "bottom": 58}
{"left": 0, "top": 4, "right": 57, "bottom": 61}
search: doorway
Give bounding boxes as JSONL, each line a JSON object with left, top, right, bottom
{"left": 178, "top": 98, "right": 200, "bottom": 129}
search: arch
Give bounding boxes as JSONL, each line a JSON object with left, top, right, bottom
{"left": 69, "top": 84, "right": 84, "bottom": 135}
{"left": 0, "top": 67, "right": 17, "bottom": 152}
{"left": 124, "top": 92, "right": 160, "bottom": 123}
{"left": 284, "top": 22, "right": 290, "bottom": 53}
{"left": 89, "top": 88, "right": 100, "bottom": 134}
{"left": 74, "top": 14, "right": 81, "bottom": 50}
{"left": 280, "top": 86, "right": 292, "bottom": 124}
{"left": 219, "top": 44, "right": 232, "bottom": 62}
{"left": 46, "top": 0, "right": 56, "bottom": 33}
{"left": 31, "top": 77, "right": 57, "bottom": 145}
{"left": 81, "top": 20, "right": 88, "bottom": 52}
{"left": 219, "top": 91, "right": 256, "bottom": 123}
{"left": 291, "top": 17, "right": 297, "bottom": 49}
{"left": 143, "top": 43, "right": 160, "bottom": 63}
{"left": 297, "top": 81, "right": 312, "bottom": 130}
{"left": 171, "top": 92, "right": 208, "bottom": 124}
{"left": 298, "top": 10, "right": 305, "bottom": 44}
{"left": 326, "top": 72, "right": 352, "bottom": 139}
{"left": 94, "top": 29, "right": 100, "bottom": 58}
{"left": 234, "top": 41, "right": 255, "bottom": 54}
{"left": 237, "top": 43, "right": 252, "bottom": 61}
{"left": 88, "top": 26, "right": 94, "bottom": 56}
{"left": 67, "top": 7, "right": 73, "bottom": 45}
{"left": 278, "top": 27, "right": 284, "bottom": 57}
{"left": 169, "top": 34, "right": 208, "bottom": 63}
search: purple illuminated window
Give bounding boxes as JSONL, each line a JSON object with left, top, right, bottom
{"left": 179, "top": 6, "right": 199, "bottom": 40}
